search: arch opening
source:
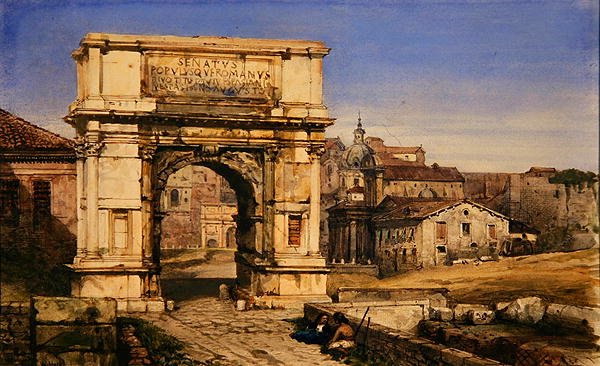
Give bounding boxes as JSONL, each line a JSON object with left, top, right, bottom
{"left": 155, "top": 155, "right": 258, "bottom": 301}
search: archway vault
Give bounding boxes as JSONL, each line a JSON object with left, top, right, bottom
{"left": 152, "top": 147, "right": 263, "bottom": 255}
{"left": 67, "top": 33, "right": 334, "bottom": 310}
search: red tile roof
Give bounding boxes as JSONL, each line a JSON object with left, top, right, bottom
{"left": 374, "top": 196, "right": 507, "bottom": 221}
{"left": 376, "top": 152, "right": 425, "bottom": 166}
{"left": 374, "top": 197, "right": 460, "bottom": 220}
{"left": 0, "top": 108, "right": 75, "bottom": 162}
{"left": 383, "top": 165, "right": 464, "bottom": 182}
{"left": 325, "top": 137, "right": 345, "bottom": 151}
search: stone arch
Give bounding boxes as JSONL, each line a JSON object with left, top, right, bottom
{"left": 153, "top": 148, "right": 263, "bottom": 256}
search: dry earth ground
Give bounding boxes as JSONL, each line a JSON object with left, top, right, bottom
{"left": 329, "top": 247, "right": 600, "bottom": 307}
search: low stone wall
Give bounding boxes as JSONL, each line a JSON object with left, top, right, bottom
{"left": 0, "top": 301, "right": 31, "bottom": 366}
{"left": 305, "top": 303, "right": 506, "bottom": 366}
{"left": 328, "top": 264, "right": 379, "bottom": 276}
{"left": 119, "top": 323, "right": 153, "bottom": 365}
{"left": 31, "top": 296, "right": 118, "bottom": 366}
{"left": 336, "top": 287, "right": 449, "bottom": 307}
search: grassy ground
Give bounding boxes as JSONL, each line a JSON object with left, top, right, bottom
{"left": 330, "top": 248, "right": 600, "bottom": 307}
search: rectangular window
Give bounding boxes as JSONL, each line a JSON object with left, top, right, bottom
{"left": 0, "top": 179, "right": 20, "bottom": 225}
{"left": 436, "top": 222, "right": 447, "bottom": 242}
{"left": 487, "top": 224, "right": 497, "bottom": 239}
{"left": 112, "top": 210, "right": 129, "bottom": 254}
{"left": 461, "top": 223, "right": 471, "bottom": 236}
{"left": 288, "top": 215, "right": 302, "bottom": 247}
{"left": 33, "top": 180, "right": 51, "bottom": 228}
{"left": 113, "top": 215, "right": 128, "bottom": 249}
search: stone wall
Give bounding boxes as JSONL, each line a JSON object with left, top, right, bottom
{"left": 0, "top": 302, "right": 31, "bottom": 366}
{"left": 304, "top": 303, "right": 505, "bottom": 366}
{"left": 31, "top": 297, "right": 118, "bottom": 366}
{"left": 336, "top": 287, "right": 448, "bottom": 307}
{"left": 464, "top": 171, "right": 599, "bottom": 243}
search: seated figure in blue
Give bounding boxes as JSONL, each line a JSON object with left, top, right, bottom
{"left": 291, "top": 313, "right": 332, "bottom": 345}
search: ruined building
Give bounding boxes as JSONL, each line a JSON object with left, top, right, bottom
{"left": 372, "top": 197, "right": 509, "bottom": 276}
{"left": 463, "top": 167, "right": 599, "bottom": 246}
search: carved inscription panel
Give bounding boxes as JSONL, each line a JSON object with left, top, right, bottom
{"left": 145, "top": 53, "right": 277, "bottom": 101}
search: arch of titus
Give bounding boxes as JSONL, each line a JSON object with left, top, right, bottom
{"left": 66, "top": 33, "right": 333, "bottom": 310}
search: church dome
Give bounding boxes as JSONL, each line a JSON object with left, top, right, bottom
{"left": 342, "top": 143, "right": 374, "bottom": 169}
{"left": 341, "top": 116, "right": 375, "bottom": 169}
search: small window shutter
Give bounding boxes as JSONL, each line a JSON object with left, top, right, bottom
{"left": 288, "top": 215, "right": 301, "bottom": 247}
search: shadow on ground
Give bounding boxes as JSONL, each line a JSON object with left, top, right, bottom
{"left": 162, "top": 278, "right": 236, "bottom": 302}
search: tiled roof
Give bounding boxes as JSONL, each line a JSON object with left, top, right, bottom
{"left": 526, "top": 167, "right": 556, "bottom": 174}
{"left": 373, "top": 196, "right": 507, "bottom": 221}
{"left": 380, "top": 146, "right": 422, "bottom": 154}
{"left": 325, "top": 137, "right": 345, "bottom": 151}
{"left": 0, "top": 108, "right": 75, "bottom": 162}
{"left": 374, "top": 197, "right": 461, "bottom": 220}
{"left": 375, "top": 152, "right": 425, "bottom": 166}
{"left": 383, "top": 165, "right": 464, "bottom": 182}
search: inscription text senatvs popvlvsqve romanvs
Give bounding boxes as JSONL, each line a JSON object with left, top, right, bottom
{"left": 147, "top": 55, "right": 275, "bottom": 99}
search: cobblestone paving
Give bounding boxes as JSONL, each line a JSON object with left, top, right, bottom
{"left": 141, "top": 298, "right": 343, "bottom": 366}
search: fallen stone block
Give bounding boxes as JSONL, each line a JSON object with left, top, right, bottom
{"left": 430, "top": 307, "right": 454, "bottom": 321}
{"left": 429, "top": 292, "right": 448, "bottom": 308}
{"left": 495, "top": 301, "right": 511, "bottom": 312}
{"left": 454, "top": 304, "right": 490, "bottom": 323}
{"left": 469, "top": 309, "right": 495, "bottom": 325}
{"left": 165, "top": 300, "right": 175, "bottom": 311}
{"left": 500, "top": 297, "right": 546, "bottom": 325}
{"left": 219, "top": 284, "right": 231, "bottom": 301}
{"left": 543, "top": 303, "right": 600, "bottom": 337}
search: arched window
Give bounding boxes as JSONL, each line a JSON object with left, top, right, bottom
{"left": 170, "top": 189, "right": 180, "bottom": 207}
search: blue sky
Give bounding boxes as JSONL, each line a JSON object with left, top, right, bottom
{"left": 1, "top": 0, "right": 598, "bottom": 172}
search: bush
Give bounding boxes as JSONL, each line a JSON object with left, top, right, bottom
{"left": 549, "top": 169, "right": 598, "bottom": 190}
{"left": 117, "top": 317, "right": 199, "bottom": 366}
{"left": 536, "top": 227, "right": 572, "bottom": 253}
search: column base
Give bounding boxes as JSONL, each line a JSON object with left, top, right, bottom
{"left": 236, "top": 252, "right": 331, "bottom": 307}
{"left": 68, "top": 264, "right": 164, "bottom": 313}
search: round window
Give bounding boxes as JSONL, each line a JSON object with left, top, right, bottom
{"left": 463, "top": 209, "right": 469, "bottom": 216}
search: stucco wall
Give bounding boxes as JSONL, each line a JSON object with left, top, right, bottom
{"left": 383, "top": 180, "right": 464, "bottom": 200}
{"left": 1, "top": 162, "right": 77, "bottom": 234}
{"left": 374, "top": 202, "right": 509, "bottom": 276}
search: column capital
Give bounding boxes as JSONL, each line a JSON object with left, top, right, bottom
{"left": 264, "top": 145, "right": 281, "bottom": 163}
{"left": 139, "top": 144, "right": 158, "bottom": 161}
{"left": 306, "top": 144, "right": 326, "bottom": 162}
{"left": 76, "top": 139, "right": 104, "bottom": 158}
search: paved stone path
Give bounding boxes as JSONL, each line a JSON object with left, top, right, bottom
{"left": 141, "top": 297, "right": 342, "bottom": 366}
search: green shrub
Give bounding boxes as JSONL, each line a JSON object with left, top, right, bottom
{"left": 549, "top": 169, "right": 598, "bottom": 190}
{"left": 117, "top": 317, "right": 199, "bottom": 366}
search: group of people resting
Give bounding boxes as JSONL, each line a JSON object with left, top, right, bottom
{"left": 290, "top": 312, "right": 356, "bottom": 356}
